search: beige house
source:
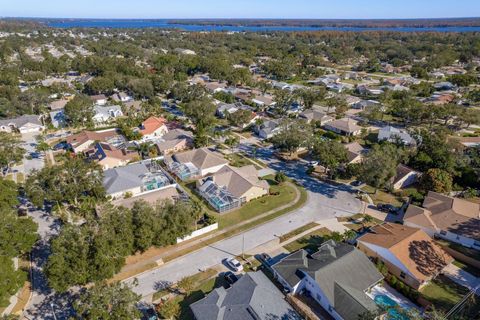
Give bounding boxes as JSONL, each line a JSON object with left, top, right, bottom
{"left": 391, "top": 164, "right": 420, "bottom": 190}
{"left": 155, "top": 129, "right": 193, "bottom": 155}
{"left": 197, "top": 165, "right": 269, "bottom": 212}
{"left": 344, "top": 142, "right": 367, "bottom": 164}
{"left": 85, "top": 142, "right": 138, "bottom": 170}
{"left": 165, "top": 147, "right": 229, "bottom": 180}
{"left": 324, "top": 118, "right": 362, "bottom": 136}
{"left": 357, "top": 223, "right": 453, "bottom": 290}
{"left": 65, "top": 129, "right": 121, "bottom": 153}
{"left": 404, "top": 192, "right": 480, "bottom": 250}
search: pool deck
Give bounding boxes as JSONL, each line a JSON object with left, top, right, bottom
{"left": 367, "top": 283, "right": 421, "bottom": 311}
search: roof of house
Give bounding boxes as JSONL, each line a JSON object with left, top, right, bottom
{"left": 357, "top": 223, "right": 453, "bottom": 282}
{"left": 378, "top": 126, "right": 415, "bottom": 145}
{"left": 325, "top": 118, "right": 361, "bottom": 133}
{"left": 404, "top": 192, "right": 480, "bottom": 241}
{"left": 90, "top": 94, "right": 107, "bottom": 101}
{"left": 0, "top": 115, "right": 43, "bottom": 128}
{"left": 140, "top": 116, "right": 167, "bottom": 135}
{"left": 190, "top": 272, "right": 300, "bottom": 320}
{"left": 272, "top": 240, "right": 382, "bottom": 320}
{"left": 300, "top": 109, "right": 333, "bottom": 122}
{"left": 93, "top": 105, "right": 122, "bottom": 119}
{"left": 169, "top": 148, "right": 228, "bottom": 171}
{"left": 65, "top": 130, "right": 120, "bottom": 149}
{"left": 392, "top": 164, "right": 419, "bottom": 185}
{"left": 207, "top": 165, "right": 269, "bottom": 198}
{"left": 49, "top": 99, "right": 69, "bottom": 110}
{"left": 344, "top": 142, "right": 367, "bottom": 162}
{"left": 451, "top": 136, "right": 480, "bottom": 147}
{"left": 103, "top": 162, "right": 149, "bottom": 194}
{"left": 89, "top": 142, "right": 138, "bottom": 162}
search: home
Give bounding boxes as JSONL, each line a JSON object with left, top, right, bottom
{"left": 357, "top": 223, "right": 453, "bottom": 290}
{"left": 85, "top": 142, "right": 138, "bottom": 170}
{"left": 92, "top": 105, "right": 123, "bottom": 124}
{"left": 390, "top": 164, "right": 420, "bottom": 190}
{"left": 378, "top": 126, "right": 416, "bottom": 146}
{"left": 216, "top": 102, "right": 254, "bottom": 119}
{"left": 254, "top": 119, "right": 281, "bottom": 139}
{"left": 352, "top": 99, "right": 381, "bottom": 111}
{"left": 155, "top": 129, "right": 193, "bottom": 155}
{"left": 90, "top": 94, "right": 108, "bottom": 106}
{"left": 65, "top": 129, "right": 123, "bottom": 153}
{"left": 48, "top": 99, "right": 69, "bottom": 111}
{"left": 404, "top": 192, "right": 480, "bottom": 251}
{"left": 271, "top": 81, "right": 290, "bottom": 90}
{"left": 49, "top": 110, "right": 67, "bottom": 128}
{"left": 326, "top": 83, "right": 347, "bottom": 93}
{"left": 299, "top": 109, "right": 334, "bottom": 126}
{"left": 111, "top": 92, "right": 133, "bottom": 103}
{"left": 0, "top": 115, "right": 44, "bottom": 134}
{"left": 345, "top": 142, "right": 368, "bottom": 164}
{"left": 190, "top": 272, "right": 301, "bottom": 320}
{"left": 164, "top": 147, "right": 228, "bottom": 181}
{"left": 174, "top": 48, "right": 196, "bottom": 55}
{"left": 139, "top": 116, "right": 169, "bottom": 141}
{"left": 451, "top": 136, "right": 480, "bottom": 148}
{"left": 251, "top": 94, "right": 276, "bottom": 108}
{"left": 103, "top": 162, "right": 173, "bottom": 199}
{"left": 357, "top": 85, "right": 384, "bottom": 96}
{"left": 434, "top": 81, "right": 456, "bottom": 91}
{"left": 272, "top": 240, "right": 383, "bottom": 320}
{"left": 424, "top": 93, "right": 455, "bottom": 105}
{"left": 324, "top": 118, "right": 362, "bottom": 136}
{"left": 196, "top": 165, "right": 269, "bottom": 213}
{"left": 204, "top": 81, "right": 227, "bottom": 93}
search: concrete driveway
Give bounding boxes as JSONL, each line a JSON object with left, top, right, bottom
{"left": 12, "top": 133, "right": 45, "bottom": 178}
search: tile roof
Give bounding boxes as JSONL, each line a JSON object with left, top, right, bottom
{"left": 103, "top": 162, "right": 149, "bottom": 194}
{"left": 140, "top": 116, "right": 167, "bottom": 135}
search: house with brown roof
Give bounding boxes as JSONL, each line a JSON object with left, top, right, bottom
{"left": 90, "top": 94, "right": 107, "bottom": 106}
{"left": 404, "top": 192, "right": 480, "bottom": 250}
{"left": 65, "top": 129, "right": 123, "bottom": 153}
{"left": 85, "top": 142, "right": 139, "bottom": 170}
{"left": 196, "top": 165, "right": 269, "bottom": 212}
{"left": 357, "top": 223, "right": 453, "bottom": 290}
{"left": 451, "top": 136, "right": 480, "bottom": 148}
{"left": 391, "top": 164, "right": 420, "bottom": 190}
{"left": 155, "top": 129, "right": 193, "bottom": 155}
{"left": 344, "top": 142, "right": 368, "bottom": 164}
{"left": 164, "top": 147, "right": 229, "bottom": 181}
{"left": 299, "top": 109, "right": 334, "bottom": 126}
{"left": 139, "top": 116, "right": 168, "bottom": 141}
{"left": 324, "top": 118, "right": 362, "bottom": 136}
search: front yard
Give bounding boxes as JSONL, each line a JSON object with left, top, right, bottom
{"left": 361, "top": 185, "right": 403, "bottom": 207}
{"left": 283, "top": 228, "right": 332, "bottom": 253}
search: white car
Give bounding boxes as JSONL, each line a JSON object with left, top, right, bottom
{"left": 309, "top": 161, "right": 319, "bottom": 167}
{"left": 225, "top": 258, "right": 243, "bottom": 272}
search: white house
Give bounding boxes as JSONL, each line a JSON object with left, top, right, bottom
{"left": 391, "top": 164, "right": 420, "bottom": 190}
{"left": 378, "top": 126, "right": 415, "bottom": 146}
{"left": 92, "top": 105, "right": 123, "bottom": 124}
{"left": 0, "top": 115, "right": 44, "bottom": 134}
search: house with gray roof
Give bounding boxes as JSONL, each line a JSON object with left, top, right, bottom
{"left": 190, "top": 272, "right": 301, "bottom": 320}
{"left": 0, "top": 115, "right": 44, "bottom": 134}
{"left": 50, "top": 110, "right": 67, "bottom": 128}
{"left": 272, "top": 240, "right": 383, "bottom": 320}
{"left": 92, "top": 105, "right": 123, "bottom": 124}
{"left": 378, "top": 126, "right": 415, "bottom": 146}
{"left": 254, "top": 119, "right": 281, "bottom": 139}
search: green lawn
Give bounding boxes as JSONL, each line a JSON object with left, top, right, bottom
{"left": 420, "top": 275, "right": 469, "bottom": 312}
{"left": 218, "top": 178, "right": 298, "bottom": 229}
{"left": 283, "top": 228, "right": 331, "bottom": 252}
{"left": 279, "top": 222, "right": 320, "bottom": 243}
{"left": 361, "top": 186, "right": 403, "bottom": 207}
{"left": 225, "top": 153, "right": 263, "bottom": 170}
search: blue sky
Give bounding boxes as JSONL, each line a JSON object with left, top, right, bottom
{"left": 1, "top": 0, "right": 479, "bottom": 19}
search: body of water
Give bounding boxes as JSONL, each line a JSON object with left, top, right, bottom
{"left": 47, "top": 19, "right": 480, "bottom": 32}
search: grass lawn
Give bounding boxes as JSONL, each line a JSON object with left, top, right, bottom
{"left": 361, "top": 185, "right": 403, "bottom": 207}
{"left": 339, "top": 214, "right": 382, "bottom": 231}
{"left": 452, "top": 260, "right": 480, "bottom": 278}
{"left": 420, "top": 275, "right": 469, "bottom": 312}
{"left": 283, "top": 228, "right": 331, "bottom": 253}
{"left": 438, "top": 240, "right": 480, "bottom": 261}
{"left": 279, "top": 222, "right": 320, "bottom": 243}
{"left": 225, "top": 153, "right": 263, "bottom": 170}
{"left": 218, "top": 178, "right": 297, "bottom": 229}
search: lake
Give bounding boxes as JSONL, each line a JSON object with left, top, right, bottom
{"left": 47, "top": 19, "right": 480, "bottom": 32}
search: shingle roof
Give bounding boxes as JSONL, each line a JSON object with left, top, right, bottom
{"left": 325, "top": 118, "right": 361, "bottom": 133}
{"left": 207, "top": 165, "right": 269, "bottom": 198}
{"left": 103, "top": 162, "right": 149, "bottom": 194}
{"left": 169, "top": 148, "right": 228, "bottom": 171}
{"left": 190, "top": 272, "right": 300, "bottom": 320}
{"left": 272, "top": 240, "right": 382, "bottom": 320}
{"left": 0, "top": 115, "right": 42, "bottom": 128}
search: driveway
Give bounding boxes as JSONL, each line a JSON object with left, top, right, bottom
{"left": 127, "top": 142, "right": 363, "bottom": 298}
{"left": 443, "top": 264, "right": 480, "bottom": 295}
{"left": 12, "top": 133, "right": 45, "bottom": 178}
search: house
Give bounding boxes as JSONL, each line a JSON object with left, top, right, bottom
{"left": 139, "top": 116, "right": 168, "bottom": 141}
{"left": 103, "top": 162, "right": 173, "bottom": 199}
{"left": 352, "top": 99, "right": 381, "bottom": 111}
{"left": 204, "top": 81, "right": 227, "bottom": 93}
{"left": 324, "top": 118, "right": 362, "bottom": 136}
{"left": 164, "top": 147, "right": 228, "bottom": 181}
{"left": 254, "top": 119, "right": 281, "bottom": 139}
{"left": 357, "top": 223, "right": 453, "bottom": 290}
{"left": 92, "top": 105, "right": 123, "bottom": 124}
{"left": 344, "top": 142, "right": 367, "bottom": 164}
{"left": 434, "top": 82, "right": 456, "bottom": 91}
{"left": 48, "top": 99, "right": 69, "bottom": 111}
{"left": 451, "top": 136, "right": 480, "bottom": 148}
{"left": 49, "top": 110, "right": 67, "bottom": 128}
{"left": 272, "top": 240, "right": 383, "bottom": 320}
{"left": 378, "top": 126, "right": 416, "bottom": 146}
{"left": 111, "top": 92, "right": 133, "bottom": 103}
{"left": 85, "top": 142, "right": 138, "bottom": 170}
{"left": 155, "top": 129, "right": 193, "bottom": 155}
{"left": 190, "top": 272, "right": 301, "bottom": 320}
{"left": 391, "top": 164, "right": 420, "bottom": 190}
{"left": 196, "top": 165, "right": 269, "bottom": 212}
{"left": 216, "top": 102, "right": 254, "bottom": 119}
{"left": 90, "top": 94, "right": 107, "bottom": 106}
{"left": 404, "top": 192, "right": 480, "bottom": 250}
{"left": 0, "top": 115, "right": 44, "bottom": 134}
{"left": 65, "top": 129, "right": 122, "bottom": 153}
{"left": 299, "top": 109, "right": 334, "bottom": 126}
{"left": 251, "top": 94, "right": 275, "bottom": 108}
{"left": 357, "top": 85, "right": 384, "bottom": 96}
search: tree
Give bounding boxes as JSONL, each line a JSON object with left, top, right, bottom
{"left": 311, "top": 139, "right": 348, "bottom": 179}
{"left": 183, "top": 98, "right": 217, "bottom": 146}
{"left": 226, "top": 109, "right": 252, "bottom": 128}
{"left": 272, "top": 89, "right": 294, "bottom": 115}
{"left": 0, "top": 177, "right": 19, "bottom": 211}
{"left": 343, "top": 230, "right": 357, "bottom": 241}
{"left": 358, "top": 144, "right": 399, "bottom": 192}
{"left": 64, "top": 95, "right": 94, "bottom": 127}
{"left": 271, "top": 119, "right": 312, "bottom": 156}
{"left": 157, "top": 299, "right": 180, "bottom": 320}
{"left": 275, "top": 171, "right": 287, "bottom": 185}
{"left": 177, "top": 276, "right": 195, "bottom": 295}
{"left": 74, "top": 282, "right": 141, "bottom": 320}
{"left": 224, "top": 136, "right": 240, "bottom": 153}
{"left": 0, "top": 133, "right": 25, "bottom": 176}
{"left": 420, "top": 168, "right": 453, "bottom": 193}
{"left": 296, "top": 88, "right": 325, "bottom": 109}
{"left": 35, "top": 135, "right": 50, "bottom": 153}
{"left": 0, "top": 209, "right": 38, "bottom": 257}
{"left": 0, "top": 256, "right": 26, "bottom": 307}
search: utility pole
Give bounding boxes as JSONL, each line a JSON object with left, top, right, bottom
{"left": 50, "top": 303, "right": 57, "bottom": 320}
{"left": 242, "top": 234, "right": 245, "bottom": 260}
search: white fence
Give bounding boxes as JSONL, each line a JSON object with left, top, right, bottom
{"left": 176, "top": 223, "right": 218, "bottom": 243}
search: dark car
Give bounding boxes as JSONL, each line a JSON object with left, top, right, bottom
{"left": 377, "top": 203, "right": 397, "bottom": 213}
{"left": 224, "top": 271, "right": 239, "bottom": 285}
{"left": 53, "top": 142, "right": 68, "bottom": 151}
{"left": 351, "top": 180, "right": 363, "bottom": 187}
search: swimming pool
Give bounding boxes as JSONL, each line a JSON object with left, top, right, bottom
{"left": 374, "top": 294, "right": 410, "bottom": 320}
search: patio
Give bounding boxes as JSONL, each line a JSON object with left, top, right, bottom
{"left": 367, "top": 283, "right": 421, "bottom": 311}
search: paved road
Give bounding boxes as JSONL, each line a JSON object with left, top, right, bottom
{"left": 128, "top": 142, "right": 362, "bottom": 298}
{"left": 12, "top": 133, "right": 45, "bottom": 178}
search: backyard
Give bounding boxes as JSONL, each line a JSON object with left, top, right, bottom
{"left": 420, "top": 275, "right": 469, "bottom": 312}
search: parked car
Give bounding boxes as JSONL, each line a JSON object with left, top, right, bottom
{"left": 53, "top": 141, "right": 68, "bottom": 151}
{"left": 377, "top": 203, "right": 397, "bottom": 213}
{"left": 351, "top": 180, "right": 363, "bottom": 187}
{"left": 224, "top": 271, "right": 239, "bottom": 285}
{"left": 308, "top": 160, "right": 319, "bottom": 167}
{"left": 225, "top": 258, "right": 243, "bottom": 272}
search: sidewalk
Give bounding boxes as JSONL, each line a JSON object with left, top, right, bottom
{"left": 115, "top": 182, "right": 303, "bottom": 279}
